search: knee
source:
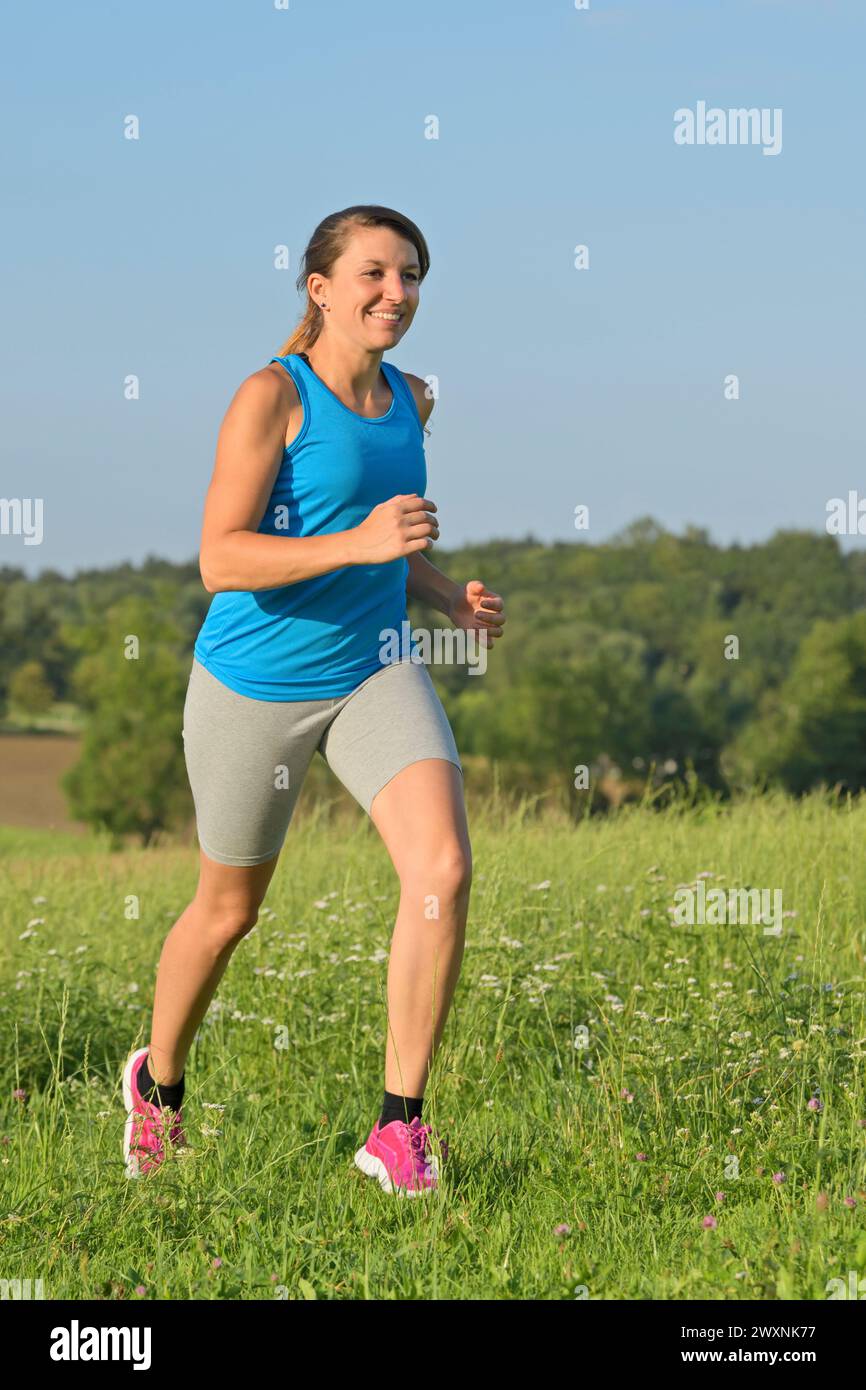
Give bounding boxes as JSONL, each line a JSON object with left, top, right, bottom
{"left": 402, "top": 843, "right": 473, "bottom": 910}
{"left": 438, "top": 843, "right": 473, "bottom": 900}
{"left": 195, "top": 899, "right": 261, "bottom": 951}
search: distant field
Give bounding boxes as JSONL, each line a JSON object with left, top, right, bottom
{"left": 1, "top": 789, "right": 864, "bottom": 1300}
{"left": 0, "top": 734, "right": 86, "bottom": 834}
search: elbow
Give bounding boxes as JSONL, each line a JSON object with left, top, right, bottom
{"left": 199, "top": 552, "right": 218, "bottom": 593}
{"left": 200, "top": 531, "right": 250, "bottom": 592}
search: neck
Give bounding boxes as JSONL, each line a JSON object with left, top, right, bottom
{"left": 302, "top": 334, "right": 385, "bottom": 406}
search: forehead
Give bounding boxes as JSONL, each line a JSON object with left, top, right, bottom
{"left": 342, "top": 225, "right": 419, "bottom": 267}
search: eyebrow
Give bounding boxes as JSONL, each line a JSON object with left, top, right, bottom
{"left": 357, "top": 258, "right": 421, "bottom": 271}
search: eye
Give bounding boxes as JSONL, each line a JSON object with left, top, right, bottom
{"left": 363, "top": 270, "right": 419, "bottom": 281}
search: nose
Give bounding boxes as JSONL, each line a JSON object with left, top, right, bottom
{"left": 383, "top": 273, "right": 412, "bottom": 305}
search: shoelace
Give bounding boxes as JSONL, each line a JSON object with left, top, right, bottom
{"left": 131, "top": 1104, "right": 184, "bottom": 1158}
{"left": 407, "top": 1121, "right": 431, "bottom": 1157}
{"left": 407, "top": 1120, "right": 449, "bottom": 1171}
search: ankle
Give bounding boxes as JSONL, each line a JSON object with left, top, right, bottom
{"left": 379, "top": 1089, "right": 424, "bottom": 1128}
{"left": 146, "top": 1050, "right": 184, "bottom": 1089}
{"left": 138, "top": 1052, "right": 186, "bottom": 1110}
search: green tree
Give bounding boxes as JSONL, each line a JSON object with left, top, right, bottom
{"left": 60, "top": 588, "right": 192, "bottom": 848}
{"left": 731, "top": 612, "right": 866, "bottom": 794}
{"left": 452, "top": 634, "right": 653, "bottom": 776}
{"left": 7, "top": 659, "right": 54, "bottom": 717}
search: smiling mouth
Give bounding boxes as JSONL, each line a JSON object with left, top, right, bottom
{"left": 367, "top": 311, "right": 403, "bottom": 323}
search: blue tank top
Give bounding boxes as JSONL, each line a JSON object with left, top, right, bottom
{"left": 192, "top": 352, "right": 427, "bottom": 700}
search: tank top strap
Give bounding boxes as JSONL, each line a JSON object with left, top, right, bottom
{"left": 269, "top": 352, "right": 422, "bottom": 435}
{"left": 380, "top": 360, "right": 420, "bottom": 428}
{"left": 267, "top": 354, "right": 312, "bottom": 439}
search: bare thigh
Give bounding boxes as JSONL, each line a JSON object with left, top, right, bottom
{"left": 370, "top": 759, "right": 471, "bottom": 882}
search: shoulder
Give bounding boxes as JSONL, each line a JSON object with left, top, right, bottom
{"left": 399, "top": 370, "right": 436, "bottom": 429}
{"left": 257, "top": 358, "right": 301, "bottom": 409}
{"left": 223, "top": 361, "right": 299, "bottom": 410}
{"left": 218, "top": 362, "right": 299, "bottom": 438}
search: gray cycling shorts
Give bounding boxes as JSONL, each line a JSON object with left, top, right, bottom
{"left": 182, "top": 656, "right": 463, "bottom": 867}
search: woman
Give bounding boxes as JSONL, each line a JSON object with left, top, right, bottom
{"left": 122, "top": 205, "right": 506, "bottom": 1195}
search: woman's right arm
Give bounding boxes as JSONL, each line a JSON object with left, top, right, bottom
{"left": 199, "top": 368, "right": 439, "bottom": 593}
{"left": 199, "top": 369, "right": 351, "bottom": 592}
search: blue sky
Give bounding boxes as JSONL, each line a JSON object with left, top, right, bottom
{"left": 3, "top": 0, "right": 864, "bottom": 578}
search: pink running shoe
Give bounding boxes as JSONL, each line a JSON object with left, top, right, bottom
{"left": 354, "top": 1116, "right": 448, "bottom": 1196}
{"left": 122, "top": 1046, "right": 187, "bottom": 1179}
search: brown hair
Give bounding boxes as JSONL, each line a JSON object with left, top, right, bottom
{"left": 276, "top": 205, "right": 430, "bottom": 358}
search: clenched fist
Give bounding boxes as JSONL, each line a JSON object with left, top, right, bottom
{"left": 349, "top": 493, "right": 439, "bottom": 565}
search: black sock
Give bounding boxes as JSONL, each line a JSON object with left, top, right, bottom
{"left": 138, "top": 1053, "right": 185, "bottom": 1111}
{"left": 379, "top": 1089, "right": 423, "bottom": 1128}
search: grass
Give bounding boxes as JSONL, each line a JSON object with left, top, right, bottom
{"left": 1, "top": 787, "right": 865, "bottom": 1300}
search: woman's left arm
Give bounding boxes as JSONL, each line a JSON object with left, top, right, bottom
{"left": 407, "top": 550, "right": 506, "bottom": 647}
{"left": 406, "top": 550, "right": 461, "bottom": 616}
{"left": 402, "top": 374, "right": 506, "bottom": 645}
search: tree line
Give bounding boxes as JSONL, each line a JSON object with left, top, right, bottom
{"left": 2, "top": 518, "right": 866, "bottom": 843}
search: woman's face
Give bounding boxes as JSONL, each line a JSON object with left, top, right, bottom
{"left": 314, "top": 225, "right": 421, "bottom": 349}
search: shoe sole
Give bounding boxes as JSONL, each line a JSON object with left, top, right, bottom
{"left": 353, "top": 1143, "right": 437, "bottom": 1197}
{"left": 122, "top": 1046, "right": 151, "bottom": 1179}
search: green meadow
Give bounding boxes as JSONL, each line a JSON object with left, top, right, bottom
{"left": 1, "top": 788, "right": 864, "bottom": 1301}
